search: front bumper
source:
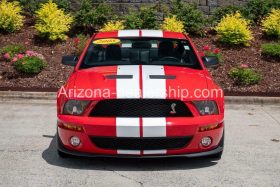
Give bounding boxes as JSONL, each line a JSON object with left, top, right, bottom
{"left": 57, "top": 132, "right": 224, "bottom": 158}
{"left": 57, "top": 115, "right": 224, "bottom": 157}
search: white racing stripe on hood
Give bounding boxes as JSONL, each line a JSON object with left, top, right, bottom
{"left": 142, "top": 66, "right": 167, "bottom": 155}
{"left": 117, "top": 65, "right": 140, "bottom": 98}
{"left": 116, "top": 65, "right": 140, "bottom": 155}
{"left": 116, "top": 65, "right": 168, "bottom": 155}
{"left": 142, "top": 65, "right": 166, "bottom": 98}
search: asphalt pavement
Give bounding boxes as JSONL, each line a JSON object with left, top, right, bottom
{"left": 0, "top": 99, "right": 279, "bottom": 187}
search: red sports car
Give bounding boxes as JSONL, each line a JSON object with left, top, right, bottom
{"left": 57, "top": 30, "right": 224, "bottom": 159}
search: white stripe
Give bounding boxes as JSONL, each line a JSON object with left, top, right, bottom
{"left": 151, "top": 43, "right": 158, "bottom": 48}
{"left": 143, "top": 118, "right": 166, "bottom": 137}
{"left": 143, "top": 150, "right": 167, "bottom": 155}
{"left": 117, "top": 65, "right": 140, "bottom": 98}
{"left": 116, "top": 65, "right": 141, "bottom": 154}
{"left": 142, "top": 65, "right": 166, "bottom": 98}
{"left": 118, "top": 30, "right": 139, "bottom": 37}
{"left": 116, "top": 117, "right": 140, "bottom": 154}
{"left": 141, "top": 30, "right": 163, "bottom": 37}
{"left": 122, "top": 43, "right": 132, "bottom": 48}
{"left": 116, "top": 118, "right": 140, "bottom": 137}
{"left": 117, "top": 150, "right": 141, "bottom": 155}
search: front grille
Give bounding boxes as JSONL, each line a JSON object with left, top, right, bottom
{"left": 89, "top": 99, "right": 193, "bottom": 117}
{"left": 90, "top": 137, "right": 192, "bottom": 150}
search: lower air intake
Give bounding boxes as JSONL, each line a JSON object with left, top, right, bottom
{"left": 90, "top": 136, "right": 193, "bottom": 150}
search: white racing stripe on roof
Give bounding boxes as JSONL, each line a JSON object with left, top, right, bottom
{"left": 117, "top": 65, "right": 140, "bottom": 98}
{"left": 141, "top": 30, "right": 163, "bottom": 37}
{"left": 118, "top": 30, "right": 139, "bottom": 37}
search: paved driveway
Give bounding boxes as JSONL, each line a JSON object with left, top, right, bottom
{"left": 0, "top": 99, "right": 279, "bottom": 187}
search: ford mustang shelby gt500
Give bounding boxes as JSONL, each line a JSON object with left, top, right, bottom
{"left": 57, "top": 30, "right": 224, "bottom": 158}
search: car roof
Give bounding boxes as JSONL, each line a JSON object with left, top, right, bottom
{"left": 94, "top": 30, "right": 187, "bottom": 40}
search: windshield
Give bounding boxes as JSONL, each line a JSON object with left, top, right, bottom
{"left": 80, "top": 38, "right": 202, "bottom": 69}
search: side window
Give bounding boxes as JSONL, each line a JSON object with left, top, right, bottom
{"left": 180, "top": 41, "right": 197, "bottom": 65}
{"left": 83, "top": 44, "right": 105, "bottom": 65}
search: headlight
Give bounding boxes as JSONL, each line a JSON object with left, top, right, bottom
{"left": 193, "top": 101, "right": 219, "bottom": 115}
{"left": 63, "top": 100, "right": 90, "bottom": 115}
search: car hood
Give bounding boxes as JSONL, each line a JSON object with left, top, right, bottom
{"left": 72, "top": 65, "right": 209, "bottom": 100}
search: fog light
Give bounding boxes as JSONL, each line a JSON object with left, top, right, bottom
{"left": 201, "top": 136, "right": 212, "bottom": 147}
{"left": 70, "top": 136, "right": 80, "bottom": 147}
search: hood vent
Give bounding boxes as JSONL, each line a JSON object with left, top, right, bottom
{"left": 149, "top": 75, "right": 176, "bottom": 79}
{"left": 105, "top": 75, "right": 133, "bottom": 79}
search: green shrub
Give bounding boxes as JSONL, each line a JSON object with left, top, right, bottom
{"left": 35, "top": 1, "right": 73, "bottom": 41}
{"left": 100, "top": 20, "right": 125, "bottom": 32}
{"left": 261, "top": 43, "right": 280, "bottom": 58}
{"left": 124, "top": 6, "right": 158, "bottom": 29}
{"left": 138, "top": 6, "right": 158, "bottom": 29}
{"left": 268, "top": 0, "right": 280, "bottom": 9}
{"left": 242, "top": 0, "right": 271, "bottom": 23}
{"left": 14, "top": 56, "right": 47, "bottom": 74}
{"left": 0, "top": 0, "right": 24, "bottom": 33}
{"left": 18, "top": 0, "right": 70, "bottom": 15}
{"left": 161, "top": 15, "right": 185, "bottom": 32}
{"left": 55, "top": 0, "right": 71, "bottom": 11}
{"left": 215, "top": 12, "right": 253, "bottom": 46}
{"left": 242, "top": 0, "right": 280, "bottom": 24}
{"left": 75, "top": 0, "right": 113, "bottom": 31}
{"left": 211, "top": 0, "right": 280, "bottom": 25}
{"left": 0, "top": 44, "right": 25, "bottom": 59}
{"left": 124, "top": 10, "right": 142, "bottom": 29}
{"left": 170, "top": 0, "right": 206, "bottom": 35}
{"left": 229, "top": 67, "right": 261, "bottom": 85}
{"left": 18, "top": 0, "right": 43, "bottom": 15}
{"left": 261, "top": 9, "right": 280, "bottom": 38}
{"left": 74, "top": 34, "right": 89, "bottom": 56}
{"left": 211, "top": 6, "right": 243, "bottom": 24}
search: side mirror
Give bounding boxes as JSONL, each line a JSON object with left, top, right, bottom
{"left": 202, "top": 56, "right": 219, "bottom": 68}
{"left": 62, "top": 55, "right": 78, "bottom": 66}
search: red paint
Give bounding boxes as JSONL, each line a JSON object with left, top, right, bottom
{"left": 57, "top": 30, "right": 224, "bottom": 157}
{"left": 139, "top": 65, "right": 143, "bottom": 98}
{"left": 140, "top": 117, "right": 144, "bottom": 156}
{"left": 139, "top": 64, "right": 143, "bottom": 155}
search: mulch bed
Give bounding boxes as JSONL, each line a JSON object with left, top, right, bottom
{"left": 0, "top": 25, "right": 279, "bottom": 96}
{"left": 193, "top": 27, "right": 280, "bottom": 96}
{"left": 0, "top": 24, "right": 74, "bottom": 89}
